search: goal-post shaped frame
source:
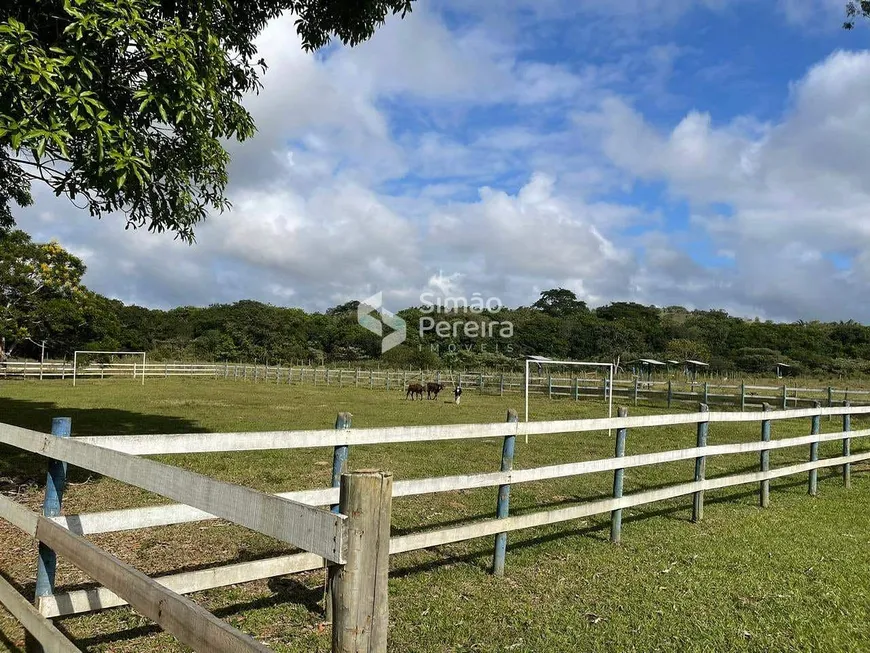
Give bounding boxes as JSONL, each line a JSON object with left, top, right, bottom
{"left": 73, "top": 351, "right": 146, "bottom": 386}
{"left": 524, "top": 358, "right": 614, "bottom": 440}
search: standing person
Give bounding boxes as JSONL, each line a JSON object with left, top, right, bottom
{"left": 454, "top": 384, "right": 462, "bottom": 405}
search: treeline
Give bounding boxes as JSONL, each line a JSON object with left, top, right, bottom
{"left": 13, "top": 289, "right": 870, "bottom": 377}
{"left": 5, "top": 231, "right": 870, "bottom": 376}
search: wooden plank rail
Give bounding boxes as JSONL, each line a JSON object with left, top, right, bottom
{"left": 52, "top": 426, "right": 870, "bottom": 536}
{"left": 1, "top": 498, "right": 272, "bottom": 652}
{"left": 0, "top": 573, "right": 80, "bottom": 652}
{"left": 388, "top": 451, "right": 870, "bottom": 554}
{"left": 0, "top": 423, "right": 347, "bottom": 563}
{"left": 71, "top": 404, "right": 870, "bottom": 455}
{"left": 4, "top": 403, "right": 868, "bottom": 629}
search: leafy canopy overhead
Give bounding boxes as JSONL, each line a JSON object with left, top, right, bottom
{"left": 0, "top": 0, "right": 414, "bottom": 241}
{"left": 845, "top": 1, "right": 870, "bottom": 28}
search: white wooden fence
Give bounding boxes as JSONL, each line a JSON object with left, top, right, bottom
{"left": 2, "top": 402, "right": 867, "bottom": 650}
{"left": 4, "top": 360, "right": 869, "bottom": 411}
{"left": 0, "top": 422, "right": 387, "bottom": 652}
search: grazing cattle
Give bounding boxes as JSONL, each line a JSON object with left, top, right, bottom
{"left": 426, "top": 382, "right": 445, "bottom": 400}
{"left": 406, "top": 383, "right": 424, "bottom": 400}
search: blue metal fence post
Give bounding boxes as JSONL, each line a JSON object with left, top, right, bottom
{"left": 331, "top": 413, "right": 352, "bottom": 513}
{"left": 809, "top": 401, "right": 821, "bottom": 496}
{"left": 692, "top": 404, "right": 709, "bottom": 523}
{"left": 843, "top": 400, "right": 852, "bottom": 489}
{"left": 492, "top": 409, "right": 519, "bottom": 576}
{"left": 760, "top": 403, "right": 772, "bottom": 508}
{"left": 35, "top": 417, "right": 72, "bottom": 606}
{"left": 610, "top": 407, "right": 629, "bottom": 544}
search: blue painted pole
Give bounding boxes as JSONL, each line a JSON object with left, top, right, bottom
{"left": 809, "top": 402, "right": 820, "bottom": 496}
{"left": 760, "top": 403, "right": 772, "bottom": 508}
{"left": 35, "top": 417, "right": 71, "bottom": 603}
{"left": 492, "top": 409, "right": 518, "bottom": 576}
{"left": 843, "top": 401, "right": 852, "bottom": 489}
{"left": 692, "top": 404, "right": 709, "bottom": 523}
{"left": 331, "top": 413, "right": 352, "bottom": 513}
{"left": 610, "top": 407, "right": 629, "bottom": 544}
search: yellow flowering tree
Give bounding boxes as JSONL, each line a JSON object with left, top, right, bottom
{"left": 0, "top": 229, "right": 93, "bottom": 358}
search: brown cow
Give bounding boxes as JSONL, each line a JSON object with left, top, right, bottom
{"left": 426, "top": 382, "right": 445, "bottom": 400}
{"left": 406, "top": 382, "right": 424, "bottom": 400}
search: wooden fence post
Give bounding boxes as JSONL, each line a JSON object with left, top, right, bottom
{"left": 667, "top": 380, "right": 673, "bottom": 408}
{"left": 843, "top": 400, "right": 852, "bottom": 489}
{"left": 827, "top": 386, "right": 833, "bottom": 408}
{"left": 703, "top": 382, "right": 709, "bottom": 405}
{"left": 500, "top": 374, "right": 505, "bottom": 397}
{"left": 369, "top": 371, "right": 373, "bottom": 390}
{"left": 781, "top": 385, "right": 787, "bottom": 409}
{"left": 479, "top": 373, "right": 484, "bottom": 393}
{"left": 547, "top": 374, "right": 552, "bottom": 399}
{"left": 633, "top": 379, "right": 639, "bottom": 407}
{"left": 760, "top": 403, "right": 772, "bottom": 508}
{"left": 329, "top": 471, "right": 392, "bottom": 653}
{"left": 34, "top": 418, "right": 71, "bottom": 613}
{"left": 740, "top": 381, "right": 746, "bottom": 411}
{"left": 809, "top": 401, "right": 820, "bottom": 496}
{"left": 692, "top": 404, "right": 709, "bottom": 523}
{"left": 610, "top": 407, "right": 629, "bottom": 544}
{"left": 492, "top": 409, "right": 519, "bottom": 576}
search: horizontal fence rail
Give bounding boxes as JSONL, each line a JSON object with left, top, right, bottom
{"left": 74, "top": 404, "right": 870, "bottom": 455}
{"left": 3, "top": 403, "right": 862, "bottom": 622}
{"left": 4, "top": 359, "right": 869, "bottom": 410}
{"left": 0, "top": 423, "right": 347, "bottom": 563}
{"left": 0, "top": 495, "right": 272, "bottom": 652}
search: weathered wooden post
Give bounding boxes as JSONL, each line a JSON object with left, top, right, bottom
{"left": 369, "top": 371, "right": 373, "bottom": 390}
{"left": 692, "top": 404, "right": 709, "bottom": 523}
{"left": 500, "top": 374, "right": 505, "bottom": 396}
{"left": 740, "top": 381, "right": 746, "bottom": 411}
{"left": 329, "top": 471, "right": 392, "bottom": 653}
{"left": 610, "top": 407, "right": 629, "bottom": 544}
{"left": 760, "top": 403, "right": 772, "bottom": 508}
{"left": 809, "top": 401, "right": 821, "bottom": 497}
{"left": 703, "top": 382, "right": 709, "bottom": 405}
{"left": 34, "top": 418, "right": 71, "bottom": 614}
{"left": 547, "top": 374, "right": 552, "bottom": 399}
{"left": 667, "top": 380, "right": 673, "bottom": 408}
{"left": 781, "top": 384, "right": 787, "bottom": 410}
{"left": 843, "top": 400, "right": 852, "bottom": 489}
{"left": 633, "top": 378, "right": 639, "bottom": 406}
{"left": 573, "top": 376, "right": 579, "bottom": 401}
{"left": 492, "top": 409, "right": 519, "bottom": 576}
{"left": 827, "top": 386, "right": 833, "bottom": 408}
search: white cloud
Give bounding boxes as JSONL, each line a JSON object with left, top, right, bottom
{"left": 591, "top": 49, "right": 870, "bottom": 319}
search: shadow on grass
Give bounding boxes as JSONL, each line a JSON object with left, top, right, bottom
{"left": 0, "top": 397, "right": 208, "bottom": 485}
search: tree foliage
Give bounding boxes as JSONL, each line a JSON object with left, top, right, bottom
{"left": 0, "top": 229, "right": 119, "bottom": 358}
{"left": 0, "top": 0, "right": 414, "bottom": 241}
{"left": 844, "top": 1, "right": 870, "bottom": 28}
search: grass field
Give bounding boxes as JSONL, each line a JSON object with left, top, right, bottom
{"left": 1, "top": 379, "right": 869, "bottom": 652}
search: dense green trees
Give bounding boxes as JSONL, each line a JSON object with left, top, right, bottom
{"left": 0, "top": 230, "right": 119, "bottom": 359}
{"left": 6, "top": 267, "right": 870, "bottom": 376}
{"left": 1, "top": 0, "right": 414, "bottom": 240}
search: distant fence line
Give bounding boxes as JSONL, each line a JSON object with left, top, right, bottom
{"left": 3, "top": 360, "right": 869, "bottom": 410}
{"left": 1, "top": 403, "right": 868, "bottom": 649}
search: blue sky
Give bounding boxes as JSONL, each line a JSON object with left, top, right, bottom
{"left": 16, "top": 0, "right": 870, "bottom": 321}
